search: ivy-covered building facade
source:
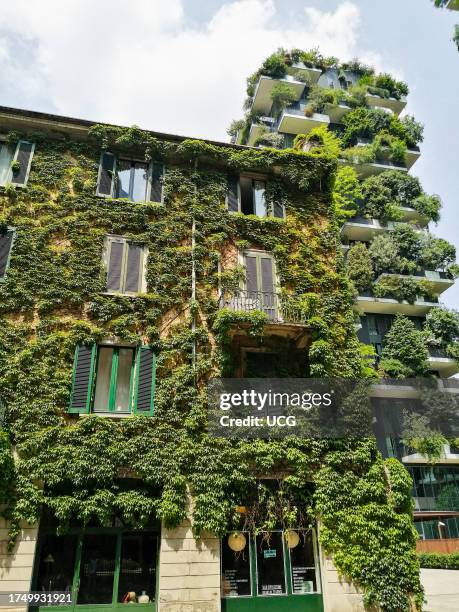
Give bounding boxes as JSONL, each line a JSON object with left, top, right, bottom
{"left": 0, "top": 50, "right": 457, "bottom": 612}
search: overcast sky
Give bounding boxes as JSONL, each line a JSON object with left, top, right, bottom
{"left": 0, "top": 0, "right": 458, "bottom": 308}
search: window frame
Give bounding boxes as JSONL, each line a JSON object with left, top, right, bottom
{"left": 221, "top": 529, "right": 321, "bottom": 601}
{"left": 0, "top": 226, "right": 16, "bottom": 283}
{"left": 240, "top": 249, "right": 280, "bottom": 293}
{"left": 93, "top": 345, "right": 136, "bottom": 415}
{"left": 227, "top": 174, "right": 285, "bottom": 219}
{"left": 96, "top": 154, "right": 165, "bottom": 204}
{"left": 103, "top": 235, "right": 148, "bottom": 296}
{"left": 0, "top": 139, "right": 35, "bottom": 187}
{"left": 115, "top": 157, "right": 150, "bottom": 202}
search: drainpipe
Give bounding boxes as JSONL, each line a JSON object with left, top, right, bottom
{"left": 191, "top": 157, "right": 198, "bottom": 379}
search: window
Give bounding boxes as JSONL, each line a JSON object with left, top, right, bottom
{"left": 221, "top": 530, "right": 321, "bottom": 600}
{"left": 0, "top": 140, "right": 35, "bottom": 187}
{"left": 96, "top": 152, "right": 164, "bottom": 203}
{"left": 34, "top": 530, "right": 158, "bottom": 606}
{"left": 68, "top": 344, "right": 156, "bottom": 415}
{"left": 104, "top": 235, "right": 147, "bottom": 295}
{"left": 227, "top": 174, "right": 285, "bottom": 219}
{"left": 0, "top": 228, "right": 15, "bottom": 281}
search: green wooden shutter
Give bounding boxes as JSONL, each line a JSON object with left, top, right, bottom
{"left": 149, "top": 162, "right": 164, "bottom": 203}
{"left": 97, "top": 152, "right": 116, "bottom": 197}
{"left": 11, "top": 141, "right": 35, "bottom": 186}
{"left": 124, "top": 243, "right": 143, "bottom": 293}
{"left": 68, "top": 344, "right": 96, "bottom": 414}
{"left": 106, "top": 237, "right": 125, "bottom": 292}
{"left": 133, "top": 347, "right": 156, "bottom": 415}
{"left": 0, "top": 229, "right": 14, "bottom": 280}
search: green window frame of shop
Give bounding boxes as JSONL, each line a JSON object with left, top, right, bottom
{"left": 32, "top": 527, "right": 159, "bottom": 612}
{"left": 221, "top": 529, "right": 323, "bottom": 612}
{"left": 68, "top": 344, "right": 156, "bottom": 416}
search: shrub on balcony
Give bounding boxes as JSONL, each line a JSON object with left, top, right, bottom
{"left": 419, "top": 235, "right": 456, "bottom": 271}
{"left": 412, "top": 194, "right": 441, "bottom": 223}
{"left": 260, "top": 50, "right": 288, "bottom": 79}
{"left": 294, "top": 125, "right": 342, "bottom": 157}
{"left": 368, "top": 234, "right": 399, "bottom": 275}
{"left": 346, "top": 242, "right": 373, "bottom": 292}
{"left": 379, "top": 315, "right": 429, "bottom": 375}
{"left": 360, "top": 174, "right": 402, "bottom": 222}
{"left": 399, "top": 115, "right": 424, "bottom": 147}
{"left": 270, "top": 82, "right": 298, "bottom": 115}
{"left": 253, "top": 127, "right": 285, "bottom": 149}
{"left": 333, "top": 166, "right": 361, "bottom": 222}
{"left": 425, "top": 307, "right": 459, "bottom": 348}
{"left": 359, "top": 73, "right": 409, "bottom": 99}
{"left": 373, "top": 275, "right": 425, "bottom": 303}
{"left": 227, "top": 119, "right": 245, "bottom": 138}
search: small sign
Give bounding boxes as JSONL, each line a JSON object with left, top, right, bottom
{"left": 263, "top": 549, "right": 276, "bottom": 559}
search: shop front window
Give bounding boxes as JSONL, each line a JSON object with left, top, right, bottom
{"left": 34, "top": 530, "right": 158, "bottom": 607}
{"left": 221, "top": 529, "right": 321, "bottom": 601}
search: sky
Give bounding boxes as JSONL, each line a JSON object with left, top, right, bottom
{"left": 0, "top": 0, "right": 458, "bottom": 307}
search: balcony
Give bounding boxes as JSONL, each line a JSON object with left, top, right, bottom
{"left": 246, "top": 117, "right": 276, "bottom": 146}
{"left": 286, "top": 63, "right": 322, "bottom": 84}
{"left": 220, "top": 290, "right": 310, "bottom": 346}
{"left": 405, "top": 145, "right": 421, "bottom": 170}
{"left": 376, "top": 271, "right": 454, "bottom": 296}
{"left": 427, "top": 347, "right": 459, "bottom": 377}
{"left": 252, "top": 75, "right": 306, "bottom": 114}
{"left": 278, "top": 105, "right": 329, "bottom": 135}
{"left": 338, "top": 156, "right": 408, "bottom": 178}
{"left": 356, "top": 290, "right": 439, "bottom": 315}
{"left": 324, "top": 102, "right": 352, "bottom": 123}
{"left": 398, "top": 206, "right": 429, "bottom": 226}
{"left": 341, "top": 217, "right": 426, "bottom": 241}
{"left": 365, "top": 92, "right": 407, "bottom": 115}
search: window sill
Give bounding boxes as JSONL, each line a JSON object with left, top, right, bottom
{"left": 79, "top": 412, "right": 133, "bottom": 419}
{"left": 100, "top": 291, "right": 146, "bottom": 298}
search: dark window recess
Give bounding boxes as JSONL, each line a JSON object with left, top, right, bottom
{"left": 227, "top": 174, "right": 239, "bottom": 212}
{"left": 240, "top": 177, "right": 266, "bottom": 216}
{"left": 78, "top": 534, "right": 117, "bottom": 605}
{"left": 35, "top": 534, "right": 77, "bottom": 596}
{"left": 0, "top": 230, "right": 14, "bottom": 278}
{"left": 244, "top": 351, "right": 307, "bottom": 378}
{"left": 117, "top": 533, "right": 157, "bottom": 603}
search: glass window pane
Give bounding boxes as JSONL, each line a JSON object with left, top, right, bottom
{"left": 117, "top": 160, "right": 132, "bottom": 199}
{"left": 93, "top": 347, "right": 114, "bottom": 413}
{"left": 36, "top": 535, "right": 77, "bottom": 598}
{"left": 114, "top": 348, "right": 134, "bottom": 413}
{"left": 0, "top": 144, "right": 13, "bottom": 185}
{"left": 117, "top": 533, "right": 158, "bottom": 603}
{"left": 289, "top": 531, "right": 318, "bottom": 594}
{"left": 221, "top": 534, "right": 251, "bottom": 597}
{"left": 77, "top": 534, "right": 117, "bottom": 604}
{"left": 253, "top": 181, "right": 267, "bottom": 217}
{"left": 256, "top": 532, "right": 286, "bottom": 596}
{"left": 131, "top": 162, "right": 148, "bottom": 202}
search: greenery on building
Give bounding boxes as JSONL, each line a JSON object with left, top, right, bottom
{"left": 418, "top": 551, "right": 459, "bottom": 569}
{"left": 0, "top": 123, "right": 426, "bottom": 610}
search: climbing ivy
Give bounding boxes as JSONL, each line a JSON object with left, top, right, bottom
{"left": 0, "top": 123, "right": 422, "bottom": 610}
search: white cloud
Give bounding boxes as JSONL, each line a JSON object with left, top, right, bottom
{"left": 0, "top": 0, "right": 382, "bottom": 141}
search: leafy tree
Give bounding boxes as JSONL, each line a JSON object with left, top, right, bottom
{"left": 360, "top": 175, "right": 400, "bottom": 222}
{"left": 400, "top": 115, "right": 424, "bottom": 147}
{"left": 376, "top": 170, "right": 422, "bottom": 207}
{"left": 270, "top": 82, "right": 298, "bottom": 116}
{"left": 333, "top": 166, "right": 360, "bottom": 222}
{"left": 419, "top": 235, "right": 456, "bottom": 271}
{"left": 368, "top": 234, "right": 399, "bottom": 274}
{"left": 380, "top": 315, "right": 429, "bottom": 375}
{"left": 346, "top": 242, "right": 373, "bottom": 292}
{"left": 227, "top": 119, "right": 245, "bottom": 138}
{"left": 412, "top": 194, "right": 441, "bottom": 223}
{"left": 424, "top": 307, "right": 459, "bottom": 345}
{"left": 391, "top": 224, "right": 422, "bottom": 269}
{"left": 260, "top": 50, "right": 287, "bottom": 78}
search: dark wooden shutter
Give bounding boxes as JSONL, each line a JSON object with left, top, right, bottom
{"left": 273, "top": 202, "right": 285, "bottom": 219}
{"left": 260, "top": 255, "right": 275, "bottom": 318}
{"left": 125, "top": 243, "right": 142, "bottom": 293}
{"left": 68, "top": 344, "right": 96, "bottom": 413}
{"left": 107, "top": 240, "right": 124, "bottom": 292}
{"left": 245, "top": 255, "right": 259, "bottom": 296}
{"left": 97, "top": 152, "right": 115, "bottom": 196}
{"left": 0, "top": 230, "right": 14, "bottom": 279}
{"left": 11, "top": 141, "right": 34, "bottom": 186}
{"left": 149, "top": 162, "right": 164, "bottom": 203}
{"left": 134, "top": 347, "right": 156, "bottom": 415}
{"left": 227, "top": 174, "right": 239, "bottom": 212}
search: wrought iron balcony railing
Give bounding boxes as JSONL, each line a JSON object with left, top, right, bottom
{"left": 220, "top": 291, "right": 307, "bottom": 325}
